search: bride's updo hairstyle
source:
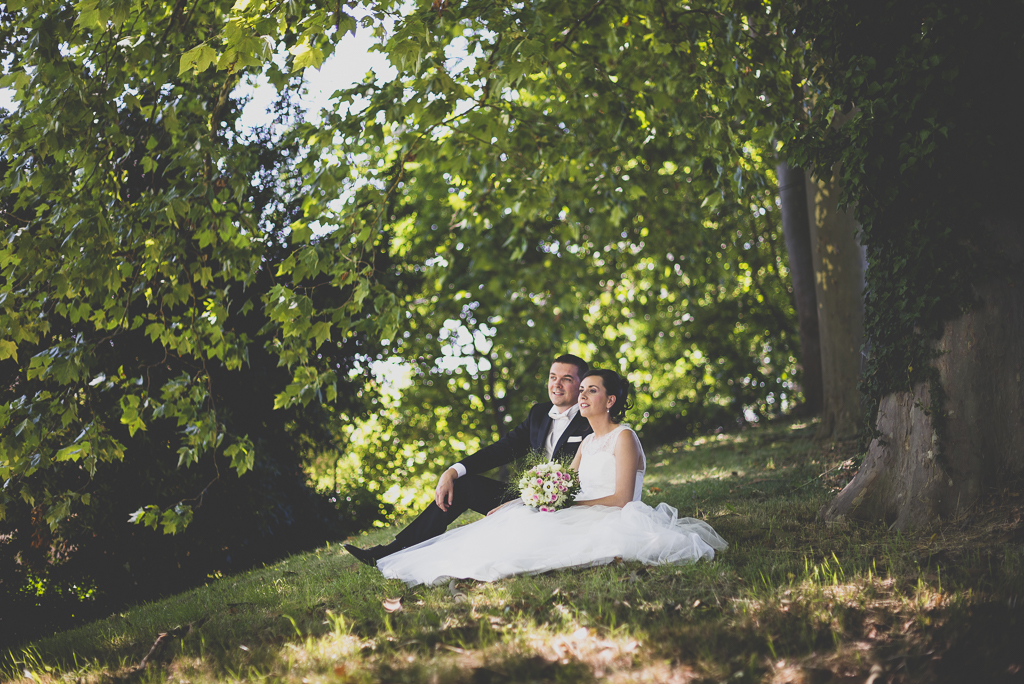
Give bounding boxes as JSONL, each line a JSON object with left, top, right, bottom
{"left": 583, "top": 369, "right": 633, "bottom": 423}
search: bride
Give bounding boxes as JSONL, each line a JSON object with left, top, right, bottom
{"left": 376, "top": 369, "right": 727, "bottom": 586}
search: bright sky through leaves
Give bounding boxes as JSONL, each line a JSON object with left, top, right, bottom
{"left": 237, "top": 25, "right": 394, "bottom": 130}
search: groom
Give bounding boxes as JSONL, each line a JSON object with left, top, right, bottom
{"left": 345, "top": 354, "right": 593, "bottom": 566}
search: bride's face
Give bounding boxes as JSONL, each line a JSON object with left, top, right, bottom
{"left": 578, "top": 375, "right": 615, "bottom": 417}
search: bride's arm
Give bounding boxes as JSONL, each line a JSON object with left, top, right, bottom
{"left": 569, "top": 443, "right": 583, "bottom": 471}
{"left": 574, "top": 430, "right": 641, "bottom": 508}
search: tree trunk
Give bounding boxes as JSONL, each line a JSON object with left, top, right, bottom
{"left": 806, "top": 167, "right": 866, "bottom": 440}
{"left": 820, "top": 220, "right": 1024, "bottom": 529}
{"left": 777, "top": 161, "right": 823, "bottom": 415}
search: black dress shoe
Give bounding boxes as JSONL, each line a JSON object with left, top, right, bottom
{"left": 344, "top": 544, "right": 381, "bottom": 567}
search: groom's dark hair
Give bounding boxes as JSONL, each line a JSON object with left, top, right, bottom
{"left": 553, "top": 354, "right": 588, "bottom": 379}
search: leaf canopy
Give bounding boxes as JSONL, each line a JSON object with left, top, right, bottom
{"left": 2, "top": 0, "right": 820, "bottom": 533}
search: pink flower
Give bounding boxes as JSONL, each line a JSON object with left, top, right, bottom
{"left": 535, "top": 478, "right": 543, "bottom": 485}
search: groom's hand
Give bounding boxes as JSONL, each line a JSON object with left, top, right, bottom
{"left": 435, "top": 468, "right": 458, "bottom": 511}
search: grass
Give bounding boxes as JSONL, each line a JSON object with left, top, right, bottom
{"left": 5, "top": 419, "right": 1024, "bottom": 683}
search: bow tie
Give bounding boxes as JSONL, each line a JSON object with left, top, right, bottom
{"left": 549, "top": 406, "right": 571, "bottom": 421}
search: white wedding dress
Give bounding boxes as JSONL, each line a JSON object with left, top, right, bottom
{"left": 377, "top": 425, "right": 727, "bottom": 587}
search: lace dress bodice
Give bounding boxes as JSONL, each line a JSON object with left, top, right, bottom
{"left": 576, "top": 425, "right": 646, "bottom": 502}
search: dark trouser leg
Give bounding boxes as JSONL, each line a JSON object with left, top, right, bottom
{"left": 383, "top": 474, "right": 515, "bottom": 556}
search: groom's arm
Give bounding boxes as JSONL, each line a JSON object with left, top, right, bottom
{"left": 456, "top": 402, "right": 543, "bottom": 476}
{"left": 434, "top": 402, "right": 545, "bottom": 511}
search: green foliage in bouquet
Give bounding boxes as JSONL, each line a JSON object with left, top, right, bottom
{"left": 504, "top": 450, "right": 552, "bottom": 499}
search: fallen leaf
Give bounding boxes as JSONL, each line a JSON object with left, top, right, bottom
{"left": 383, "top": 597, "right": 403, "bottom": 613}
{"left": 333, "top": 664, "right": 347, "bottom": 676}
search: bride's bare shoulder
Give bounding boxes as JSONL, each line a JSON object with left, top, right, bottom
{"left": 613, "top": 425, "right": 641, "bottom": 448}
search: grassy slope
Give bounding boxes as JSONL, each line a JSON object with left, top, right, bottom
{"left": 6, "top": 419, "right": 1024, "bottom": 683}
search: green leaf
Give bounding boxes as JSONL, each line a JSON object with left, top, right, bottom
{"left": 179, "top": 44, "right": 218, "bottom": 76}
{"left": 170, "top": 198, "right": 191, "bottom": 221}
{"left": 225, "top": 441, "right": 255, "bottom": 475}
{"left": 0, "top": 340, "right": 17, "bottom": 361}
{"left": 160, "top": 504, "right": 193, "bottom": 534}
{"left": 128, "top": 504, "right": 161, "bottom": 529}
{"left": 290, "top": 221, "right": 313, "bottom": 244}
{"left": 55, "top": 441, "right": 91, "bottom": 462}
{"left": 338, "top": 12, "right": 356, "bottom": 37}
{"left": 290, "top": 39, "right": 324, "bottom": 72}
{"left": 352, "top": 279, "right": 370, "bottom": 306}
{"left": 609, "top": 204, "right": 626, "bottom": 227}
{"left": 311, "top": 321, "right": 331, "bottom": 349}
{"left": 627, "top": 185, "right": 647, "bottom": 200}
{"left": 701, "top": 193, "right": 724, "bottom": 209}
{"left": 75, "top": 0, "right": 104, "bottom": 30}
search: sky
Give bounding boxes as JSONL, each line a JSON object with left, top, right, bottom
{"left": 237, "top": 25, "right": 395, "bottom": 130}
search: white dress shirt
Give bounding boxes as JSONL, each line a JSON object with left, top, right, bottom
{"left": 449, "top": 403, "right": 580, "bottom": 478}
{"left": 544, "top": 403, "right": 580, "bottom": 459}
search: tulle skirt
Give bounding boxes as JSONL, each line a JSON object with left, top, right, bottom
{"left": 376, "top": 501, "right": 728, "bottom": 587}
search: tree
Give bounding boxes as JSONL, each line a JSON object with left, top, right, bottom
{"left": 776, "top": 161, "right": 822, "bottom": 416}
{"left": 804, "top": 163, "right": 865, "bottom": 441}
{"left": 266, "top": 0, "right": 1024, "bottom": 530}
{"left": 0, "top": 0, "right": 395, "bottom": 641}
{"left": 792, "top": 0, "right": 1024, "bottom": 528}
{"left": 19, "top": 0, "right": 1003, "bottom": 646}
{"left": 278, "top": 0, "right": 813, "bottom": 494}
{"left": 0, "top": 0, "right": 398, "bottom": 532}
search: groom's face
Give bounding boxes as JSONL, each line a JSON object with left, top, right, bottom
{"left": 548, "top": 362, "right": 582, "bottom": 410}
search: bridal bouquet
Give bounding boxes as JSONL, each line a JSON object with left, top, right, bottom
{"left": 517, "top": 461, "right": 581, "bottom": 512}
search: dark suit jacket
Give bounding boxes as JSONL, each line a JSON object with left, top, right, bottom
{"left": 457, "top": 402, "right": 593, "bottom": 476}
